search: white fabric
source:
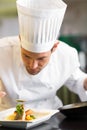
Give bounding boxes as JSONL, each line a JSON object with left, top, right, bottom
{"left": 16, "top": 0, "right": 67, "bottom": 52}
{"left": 0, "top": 36, "right": 87, "bottom": 110}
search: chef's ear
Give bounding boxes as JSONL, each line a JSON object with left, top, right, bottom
{"left": 19, "top": 35, "right": 21, "bottom": 41}
{"left": 51, "top": 41, "right": 59, "bottom": 53}
{"left": 18, "top": 35, "right": 22, "bottom": 48}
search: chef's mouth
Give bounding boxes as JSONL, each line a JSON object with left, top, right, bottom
{"left": 26, "top": 67, "right": 41, "bottom": 75}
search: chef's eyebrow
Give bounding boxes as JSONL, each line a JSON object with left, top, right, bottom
{"left": 22, "top": 52, "right": 47, "bottom": 59}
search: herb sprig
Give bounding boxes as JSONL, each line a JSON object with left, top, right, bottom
{"left": 16, "top": 104, "right": 24, "bottom": 115}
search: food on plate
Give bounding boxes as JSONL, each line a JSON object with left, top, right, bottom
{"left": 5, "top": 102, "right": 49, "bottom": 121}
{"left": 5, "top": 103, "right": 36, "bottom": 121}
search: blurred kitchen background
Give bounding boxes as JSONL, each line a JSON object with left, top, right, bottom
{"left": 0, "top": 0, "right": 87, "bottom": 105}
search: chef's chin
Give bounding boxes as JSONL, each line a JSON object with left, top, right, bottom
{"left": 26, "top": 68, "right": 40, "bottom": 75}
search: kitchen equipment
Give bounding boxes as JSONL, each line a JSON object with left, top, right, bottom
{"left": 59, "top": 101, "right": 87, "bottom": 118}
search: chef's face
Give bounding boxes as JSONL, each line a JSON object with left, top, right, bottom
{"left": 21, "top": 48, "right": 52, "bottom": 75}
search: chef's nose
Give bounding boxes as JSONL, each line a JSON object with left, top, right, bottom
{"left": 30, "top": 59, "right": 38, "bottom": 69}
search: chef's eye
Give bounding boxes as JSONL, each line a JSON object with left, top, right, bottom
{"left": 23, "top": 54, "right": 30, "bottom": 59}
{"left": 38, "top": 57, "right": 46, "bottom": 61}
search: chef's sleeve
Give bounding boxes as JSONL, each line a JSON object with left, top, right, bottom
{"left": 64, "top": 46, "right": 87, "bottom": 101}
{"left": 0, "top": 38, "right": 13, "bottom": 111}
{"left": 64, "top": 68, "right": 87, "bottom": 101}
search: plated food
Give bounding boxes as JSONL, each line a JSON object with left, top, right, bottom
{"left": 0, "top": 101, "right": 59, "bottom": 129}
{"left": 5, "top": 101, "right": 49, "bottom": 121}
{"left": 5, "top": 105, "right": 35, "bottom": 121}
{"left": 0, "top": 108, "right": 59, "bottom": 129}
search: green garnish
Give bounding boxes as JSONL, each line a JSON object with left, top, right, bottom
{"left": 30, "top": 115, "right": 36, "bottom": 119}
{"left": 16, "top": 104, "right": 24, "bottom": 115}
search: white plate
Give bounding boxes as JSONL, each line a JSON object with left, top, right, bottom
{"left": 0, "top": 107, "right": 59, "bottom": 129}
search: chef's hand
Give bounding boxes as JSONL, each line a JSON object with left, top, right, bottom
{"left": 0, "top": 91, "right": 6, "bottom": 98}
{"left": 84, "top": 78, "right": 87, "bottom": 90}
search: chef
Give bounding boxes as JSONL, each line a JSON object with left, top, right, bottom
{"left": 0, "top": 0, "right": 87, "bottom": 110}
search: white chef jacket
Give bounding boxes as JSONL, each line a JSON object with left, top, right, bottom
{"left": 0, "top": 36, "right": 87, "bottom": 110}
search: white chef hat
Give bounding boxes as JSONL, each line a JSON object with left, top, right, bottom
{"left": 16, "top": 0, "right": 67, "bottom": 52}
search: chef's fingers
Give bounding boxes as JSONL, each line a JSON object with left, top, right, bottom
{"left": 0, "top": 91, "right": 6, "bottom": 98}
